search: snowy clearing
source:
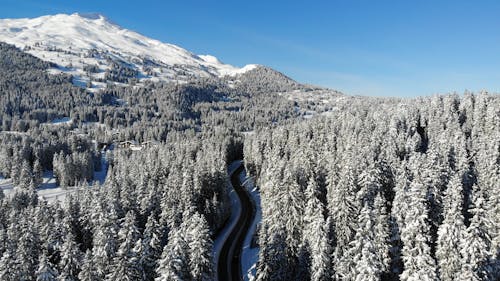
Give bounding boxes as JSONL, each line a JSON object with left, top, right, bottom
{"left": 0, "top": 153, "right": 108, "bottom": 203}
{"left": 50, "top": 116, "right": 73, "bottom": 125}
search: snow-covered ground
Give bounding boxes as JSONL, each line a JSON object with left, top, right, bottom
{"left": 1, "top": 172, "right": 86, "bottom": 203}
{"left": 0, "top": 176, "right": 12, "bottom": 195}
{"left": 0, "top": 152, "right": 109, "bottom": 203}
{"left": 50, "top": 117, "right": 73, "bottom": 125}
{"left": 39, "top": 117, "right": 73, "bottom": 127}
{"left": 239, "top": 169, "right": 261, "bottom": 281}
{"left": 93, "top": 150, "right": 109, "bottom": 184}
{"left": 212, "top": 160, "right": 243, "bottom": 280}
{"left": 0, "top": 171, "right": 67, "bottom": 203}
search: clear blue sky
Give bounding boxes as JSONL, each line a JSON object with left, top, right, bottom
{"left": 1, "top": 0, "right": 500, "bottom": 97}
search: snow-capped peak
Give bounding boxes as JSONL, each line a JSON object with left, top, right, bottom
{"left": 199, "top": 55, "right": 223, "bottom": 64}
{"left": 74, "top": 12, "right": 107, "bottom": 20}
{"left": 0, "top": 13, "right": 256, "bottom": 89}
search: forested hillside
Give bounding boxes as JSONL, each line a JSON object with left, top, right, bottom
{"left": 0, "top": 41, "right": 321, "bottom": 280}
{"left": 0, "top": 35, "right": 498, "bottom": 281}
{"left": 244, "top": 93, "right": 500, "bottom": 280}
{"left": 1, "top": 131, "right": 238, "bottom": 280}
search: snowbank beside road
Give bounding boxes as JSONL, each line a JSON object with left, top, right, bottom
{"left": 239, "top": 170, "right": 261, "bottom": 281}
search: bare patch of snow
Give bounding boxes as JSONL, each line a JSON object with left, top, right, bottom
{"left": 50, "top": 117, "right": 73, "bottom": 125}
{"left": 72, "top": 75, "right": 89, "bottom": 88}
{"left": 0, "top": 176, "right": 13, "bottom": 196}
{"left": 1, "top": 153, "right": 109, "bottom": 204}
{"left": 93, "top": 151, "right": 109, "bottom": 184}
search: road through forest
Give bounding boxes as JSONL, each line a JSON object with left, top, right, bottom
{"left": 218, "top": 163, "right": 255, "bottom": 281}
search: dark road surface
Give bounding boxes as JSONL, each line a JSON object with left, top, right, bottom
{"left": 218, "top": 164, "right": 255, "bottom": 281}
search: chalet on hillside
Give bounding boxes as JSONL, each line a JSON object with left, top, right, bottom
{"left": 118, "top": 140, "right": 139, "bottom": 149}
{"left": 117, "top": 140, "right": 159, "bottom": 150}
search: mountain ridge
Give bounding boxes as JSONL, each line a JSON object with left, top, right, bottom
{"left": 0, "top": 13, "right": 262, "bottom": 90}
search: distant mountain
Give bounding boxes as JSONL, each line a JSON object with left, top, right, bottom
{"left": 0, "top": 13, "right": 260, "bottom": 90}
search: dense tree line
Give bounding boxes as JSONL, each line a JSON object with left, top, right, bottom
{"left": 0, "top": 131, "right": 239, "bottom": 280}
{"left": 244, "top": 92, "right": 500, "bottom": 281}
{"left": 103, "top": 61, "right": 139, "bottom": 84}
{"left": 0, "top": 128, "right": 101, "bottom": 188}
{"left": 0, "top": 43, "right": 261, "bottom": 280}
{"left": 222, "top": 66, "right": 310, "bottom": 95}
{"left": 0, "top": 42, "right": 303, "bottom": 142}
{"left": 0, "top": 42, "right": 98, "bottom": 131}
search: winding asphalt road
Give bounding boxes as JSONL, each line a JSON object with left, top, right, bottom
{"left": 218, "top": 163, "right": 255, "bottom": 281}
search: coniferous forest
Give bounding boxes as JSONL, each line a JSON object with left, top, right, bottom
{"left": 0, "top": 16, "right": 499, "bottom": 281}
{"left": 244, "top": 94, "right": 499, "bottom": 280}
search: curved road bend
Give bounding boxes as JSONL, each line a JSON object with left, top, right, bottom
{"left": 218, "top": 163, "right": 255, "bottom": 281}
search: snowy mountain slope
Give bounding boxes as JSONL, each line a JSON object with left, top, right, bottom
{"left": 0, "top": 13, "right": 257, "bottom": 90}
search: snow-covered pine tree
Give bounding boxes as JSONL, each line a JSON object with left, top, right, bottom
{"left": 372, "top": 193, "right": 391, "bottom": 276}
{"left": 92, "top": 208, "right": 119, "bottom": 279}
{"left": 18, "top": 159, "right": 34, "bottom": 190}
{"left": 155, "top": 228, "right": 190, "bottom": 281}
{"left": 78, "top": 250, "right": 98, "bottom": 281}
{"left": 329, "top": 163, "right": 358, "bottom": 273}
{"left": 399, "top": 178, "right": 438, "bottom": 281}
{"left": 255, "top": 227, "right": 289, "bottom": 281}
{"left": 33, "top": 157, "right": 44, "bottom": 188}
{"left": 338, "top": 202, "right": 383, "bottom": 281}
{"left": 141, "top": 214, "right": 163, "bottom": 280}
{"left": 16, "top": 216, "right": 41, "bottom": 280}
{"left": 106, "top": 211, "right": 142, "bottom": 281}
{"left": 459, "top": 185, "right": 494, "bottom": 279}
{"left": 280, "top": 169, "right": 305, "bottom": 263}
{"left": 184, "top": 211, "right": 214, "bottom": 281}
{"left": 36, "top": 251, "right": 59, "bottom": 281}
{"left": 58, "top": 231, "right": 82, "bottom": 281}
{"left": 10, "top": 151, "right": 22, "bottom": 185}
{"left": 436, "top": 172, "right": 466, "bottom": 281}
{"left": 302, "top": 177, "right": 331, "bottom": 281}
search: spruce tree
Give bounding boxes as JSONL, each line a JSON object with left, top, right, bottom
{"left": 155, "top": 229, "right": 190, "bottom": 281}
{"left": 33, "top": 158, "right": 44, "bottom": 188}
{"left": 141, "top": 214, "right": 164, "bottom": 280}
{"left": 303, "top": 177, "right": 331, "bottom": 281}
{"left": 16, "top": 219, "right": 41, "bottom": 280}
{"left": 459, "top": 185, "right": 493, "bottom": 279}
{"left": 106, "top": 211, "right": 142, "bottom": 281}
{"left": 58, "top": 232, "right": 82, "bottom": 281}
{"left": 399, "top": 179, "right": 438, "bottom": 281}
{"left": 36, "top": 251, "right": 59, "bottom": 281}
{"left": 18, "top": 160, "right": 34, "bottom": 190}
{"left": 184, "top": 211, "right": 214, "bottom": 281}
{"left": 92, "top": 210, "right": 119, "bottom": 279}
{"left": 436, "top": 173, "right": 466, "bottom": 281}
